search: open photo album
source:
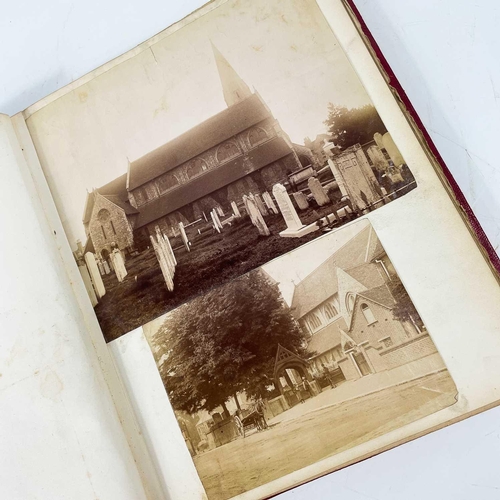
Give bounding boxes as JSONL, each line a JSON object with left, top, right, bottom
{"left": 3, "top": 0, "right": 500, "bottom": 499}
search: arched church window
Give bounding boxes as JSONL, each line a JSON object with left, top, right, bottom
{"left": 346, "top": 293, "right": 356, "bottom": 313}
{"left": 97, "top": 208, "right": 110, "bottom": 223}
{"left": 216, "top": 142, "right": 240, "bottom": 163}
{"left": 361, "top": 303, "right": 376, "bottom": 325}
{"left": 323, "top": 301, "right": 338, "bottom": 320}
{"left": 306, "top": 311, "right": 323, "bottom": 332}
{"left": 248, "top": 127, "right": 268, "bottom": 147}
{"left": 186, "top": 158, "right": 207, "bottom": 179}
{"left": 157, "top": 173, "right": 179, "bottom": 194}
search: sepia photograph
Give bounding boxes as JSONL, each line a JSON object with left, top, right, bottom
{"left": 142, "top": 219, "right": 457, "bottom": 500}
{"left": 28, "top": 0, "right": 419, "bottom": 341}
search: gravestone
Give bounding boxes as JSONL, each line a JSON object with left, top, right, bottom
{"left": 366, "top": 145, "right": 388, "bottom": 174}
{"left": 330, "top": 144, "right": 383, "bottom": 213}
{"left": 103, "top": 260, "right": 110, "bottom": 274}
{"left": 308, "top": 177, "right": 330, "bottom": 206}
{"left": 79, "top": 264, "right": 98, "bottom": 307}
{"left": 272, "top": 184, "right": 305, "bottom": 237}
{"left": 84, "top": 252, "right": 106, "bottom": 299}
{"left": 216, "top": 206, "right": 224, "bottom": 217}
{"left": 97, "top": 260, "right": 105, "bottom": 275}
{"left": 231, "top": 201, "right": 241, "bottom": 218}
{"left": 246, "top": 196, "right": 270, "bottom": 236}
{"left": 373, "top": 132, "right": 385, "bottom": 151}
{"left": 254, "top": 193, "right": 269, "bottom": 216}
{"left": 211, "top": 210, "right": 221, "bottom": 233}
{"left": 262, "top": 192, "right": 278, "bottom": 214}
{"left": 328, "top": 159, "right": 349, "bottom": 199}
{"left": 150, "top": 232, "right": 175, "bottom": 292}
{"left": 110, "top": 248, "right": 127, "bottom": 282}
{"left": 382, "top": 132, "right": 405, "bottom": 167}
{"left": 178, "top": 222, "right": 191, "bottom": 252}
{"left": 292, "top": 192, "right": 309, "bottom": 210}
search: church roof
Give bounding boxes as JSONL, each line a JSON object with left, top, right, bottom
{"left": 82, "top": 174, "right": 131, "bottom": 224}
{"left": 291, "top": 225, "right": 383, "bottom": 318}
{"left": 306, "top": 318, "right": 347, "bottom": 357}
{"left": 357, "top": 285, "right": 395, "bottom": 309}
{"left": 134, "top": 136, "right": 292, "bottom": 228}
{"left": 128, "top": 94, "right": 272, "bottom": 190}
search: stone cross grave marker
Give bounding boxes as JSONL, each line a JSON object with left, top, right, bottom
{"left": 262, "top": 192, "right": 278, "bottom": 214}
{"left": 178, "top": 222, "right": 191, "bottom": 252}
{"left": 246, "top": 196, "right": 270, "bottom": 236}
{"left": 84, "top": 252, "right": 106, "bottom": 299}
{"left": 272, "top": 184, "right": 304, "bottom": 232}
{"left": 308, "top": 177, "right": 330, "bottom": 206}
{"left": 292, "top": 192, "right": 309, "bottom": 210}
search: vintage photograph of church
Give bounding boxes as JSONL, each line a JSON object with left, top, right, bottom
{"left": 142, "top": 219, "right": 457, "bottom": 500}
{"left": 69, "top": 0, "right": 417, "bottom": 341}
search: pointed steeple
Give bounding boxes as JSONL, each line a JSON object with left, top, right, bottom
{"left": 211, "top": 42, "right": 252, "bottom": 107}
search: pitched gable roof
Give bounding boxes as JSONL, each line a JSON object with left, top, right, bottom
{"left": 128, "top": 93, "right": 272, "bottom": 190}
{"left": 357, "top": 285, "right": 396, "bottom": 309}
{"left": 306, "top": 318, "right": 347, "bottom": 357}
{"left": 290, "top": 224, "right": 374, "bottom": 318}
{"left": 82, "top": 174, "right": 129, "bottom": 224}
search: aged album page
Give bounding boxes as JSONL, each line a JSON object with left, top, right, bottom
{"left": 15, "top": 0, "right": 500, "bottom": 499}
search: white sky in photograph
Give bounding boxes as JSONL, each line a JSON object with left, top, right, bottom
{"left": 27, "top": 0, "right": 373, "bottom": 246}
{"left": 262, "top": 219, "right": 368, "bottom": 306}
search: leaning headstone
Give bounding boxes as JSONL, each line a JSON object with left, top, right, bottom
{"left": 262, "top": 192, "right": 278, "bottom": 214}
{"left": 231, "top": 201, "right": 241, "bottom": 218}
{"left": 253, "top": 193, "right": 269, "bottom": 216}
{"left": 178, "top": 222, "right": 191, "bottom": 252}
{"left": 292, "top": 192, "right": 309, "bottom": 210}
{"left": 110, "top": 248, "right": 127, "bottom": 282}
{"left": 150, "top": 234, "right": 174, "bottom": 291}
{"left": 246, "top": 196, "right": 270, "bottom": 236}
{"left": 216, "top": 206, "right": 224, "bottom": 217}
{"left": 382, "top": 132, "right": 405, "bottom": 167}
{"left": 366, "top": 145, "right": 388, "bottom": 174}
{"left": 272, "top": 184, "right": 304, "bottom": 236}
{"left": 308, "top": 177, "right": 330, "bottom": 206}
{"left": 78, "top": 264, "right": 98, "bottom": 307}
{"left": 84, "top": 252, "right": 106, "bottom": 299}
{"left": 242, "top": 195, "right": 252, "bottom": 220}
{"left": 211, "top": 210, "right": 222, "bottom": 233}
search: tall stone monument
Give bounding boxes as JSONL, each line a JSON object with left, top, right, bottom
{"left": 272, "top": 184, "right": 307, "bottom": 237}
{"left": 330, "top": 144, "right": 383, "bottom": 213}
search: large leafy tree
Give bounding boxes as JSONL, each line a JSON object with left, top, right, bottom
{"left": 324, "top": 103, "right": 387, "bottom": 149}
{"left": 151, "top": 270, "right": 308, "bottom": 416}
{"left": 388, "top": 277, "right": 423, "bottom": 328}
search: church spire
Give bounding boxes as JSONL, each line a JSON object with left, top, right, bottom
{"left": 211, "top": 42, "right": 252, "bottom": 107}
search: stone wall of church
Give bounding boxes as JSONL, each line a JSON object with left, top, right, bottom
{"left": 89, "top": 194, "right": 134, "bottom": 257}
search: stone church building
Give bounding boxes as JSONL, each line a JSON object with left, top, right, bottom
{"left": 82, "top": 44, "right": 313, "bottom": 258}
{"left": 290, "top": 223, "right": 441, "bottom": 384}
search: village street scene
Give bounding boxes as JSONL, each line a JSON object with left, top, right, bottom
{"left": 143, "top": 221, "right": 457, "bottom": 500}
{"left": 73, "top": 42, "right": 416, "bottom": 341}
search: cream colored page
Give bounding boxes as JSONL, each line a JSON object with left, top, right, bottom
{"left": 18, "top": 0, "right": 500, "bottom": 499}
{"left": 0, "top": 114, "right": 150, "bottom": 499}
{"left": 9, "top": 114, "right": 166, "bottom": 500}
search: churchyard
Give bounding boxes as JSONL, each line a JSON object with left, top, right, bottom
{"left": 96, "top": 196, "right": 347, "bottom": 341}
{"left": 193, "top": 371, "right": 456, "bottom": 500}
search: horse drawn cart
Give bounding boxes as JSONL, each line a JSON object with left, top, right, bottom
{"left": 233, "top": 406, "right": 267, "bottom": 438}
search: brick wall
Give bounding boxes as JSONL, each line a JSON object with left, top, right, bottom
{"left": 380, "top": 334, "right": 437, "bottom": 370}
